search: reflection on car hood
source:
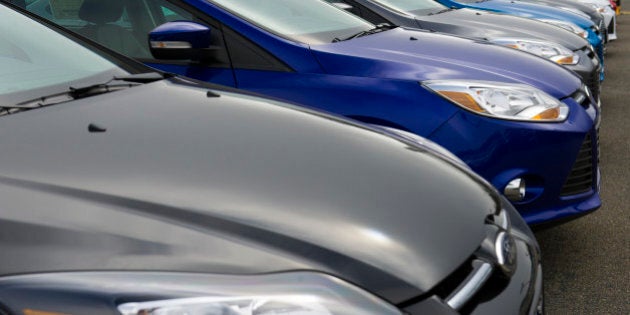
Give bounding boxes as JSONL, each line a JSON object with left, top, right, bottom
{"left": 312, "top": 28, "right": 581, "bottom": 98}
{"left": 0, "top": 78, "right": 499, "bottom": 304}
{"left": 418, "top": 8, "right": 588, "bottom": 50}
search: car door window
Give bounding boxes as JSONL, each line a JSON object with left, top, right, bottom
{"left": 17, "top": 0, "right": 203, "bottom": 60}
{"left": 15, "top": 0, "right": 288, "bottom": 72}
{"left": 161, "top": 6, "right": 184, "bottom": 22}
{"left": 20, "top": 0, "right": 146, "bottom": 56}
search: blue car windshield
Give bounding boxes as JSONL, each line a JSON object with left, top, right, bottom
{"left": 0, "top": 4, "right": 129, "bottom": 104}
{"left": 372, "top": 0, "right": 448, "bottom": 15}
{"left": 208, "top": 0, "right": 375, "bottom": 44}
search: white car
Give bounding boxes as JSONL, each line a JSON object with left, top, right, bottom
{"left": 574, "top": 0, "right": 618, "bottom": 41}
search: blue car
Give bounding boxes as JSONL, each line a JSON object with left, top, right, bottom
{"left": 12, "top": 0, "right": 601, "bottom": 225}
{"left": 434, "top": 0, "right": 605, "bottom": 78}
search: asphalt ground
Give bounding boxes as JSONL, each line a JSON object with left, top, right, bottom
{"left": 534, "top": 13, "right": 630, "bottom": 315}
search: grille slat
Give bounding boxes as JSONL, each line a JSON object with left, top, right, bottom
{"left": 569, "top": 165, "right": 592, "bottom": 173}
{"left": 585, "top": 70, "right": 600, "bottom": 102}
{"left": 575, "top": 156, "right": 593, "bottom": 163}
{"left": 563, "top": 178, "right": 594, "bottom": 188}
{"left": 578, "top": 46, "right": 601, "bottom": 102}
{"left": 561, "top": 133, "right": 596, "bottom": 196}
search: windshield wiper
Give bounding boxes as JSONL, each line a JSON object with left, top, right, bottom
{"left": 0, "top": 72, "right": 169, "bottom": 116}
{"left": 113, "top": 71, "right": 171, "bottom": 83}
{"left": 69, "top": 72, "right": 171, "bottom": 99}
{"left": 332, "top": 23, "right": 394, "bottom": 42}
{"left": 428, "top": 8, "right": 455, "bottom": 15}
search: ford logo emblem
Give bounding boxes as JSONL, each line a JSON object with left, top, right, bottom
{"left": 495, "top": 231, "right": 517, "bottom": 276}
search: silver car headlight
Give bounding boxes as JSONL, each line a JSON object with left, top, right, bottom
{"left": 536, "top": 19, "right": 588, "bottom": 38}
{"left": 0, "top": 272, "right": 405, "bottom": 315}
{"left": 423, "top": 80, "right": 569, "bottom": 122}
{"left": 490, "top": 38, "right": 579, "bottom": 65}
{"left": 114, "top": 272, "right": 402, "bottom": 315}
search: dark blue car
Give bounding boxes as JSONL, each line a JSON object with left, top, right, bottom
{"left": 14, "top": 0, "right": 601, "bottom": 225}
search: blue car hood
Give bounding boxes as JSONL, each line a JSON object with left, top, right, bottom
{"left": 311, "top": 28, "right": 581, "bottom": 98}
{"left": 469, "top": 0, "right": 594, "bottom": 28}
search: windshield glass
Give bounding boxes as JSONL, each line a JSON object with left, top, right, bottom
{"left": 208, "top": 0, "right": 375, "bottom": 44}
{"left": 373, "top": 0, "right": 448, "bottom": 15}
{"left": 0, "top": 4, "right": 129, "bottom": 104}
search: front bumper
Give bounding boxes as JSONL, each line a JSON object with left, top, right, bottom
{"left": 429, "top": 93, "right": 601, "bottom": 225}
{"left": 404, "top": 201, "right": 543, "bottom": 315}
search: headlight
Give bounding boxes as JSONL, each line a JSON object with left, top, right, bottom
{"left": 536, "top": 19, "right": 588, "bottom": 38}
{"left": 0, "top": 272, "right": 403, "bottom": 315}
{"left": 490, "top": 38, "right": 579, "bottom": 65}
{"left": 117, "top": 273, "right": 402, "bottom": 315}
{"left": 423, "top": 80, "right": 569, "bottom": 122}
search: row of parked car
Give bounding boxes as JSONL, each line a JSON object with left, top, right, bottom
{"left": 0, "top": 0, "right": 619, "bottom": 314}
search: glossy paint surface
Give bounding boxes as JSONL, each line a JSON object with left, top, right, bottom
{"left": 435, "top": 0, "right": 604, "bottom": 54}
{"left": 0, "top": 77, "right": 505, "bottom": 302}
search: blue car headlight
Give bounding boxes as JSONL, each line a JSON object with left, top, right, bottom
{"left": 536, "top": 19, "right": 588, "bottom": 38}
{"left": 423, "top": 80, "right": 569, "bottom": 122}
{"left": 490, "top": 38, "right": 580, "bottom": 65}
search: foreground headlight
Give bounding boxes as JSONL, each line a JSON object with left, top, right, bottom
{"left": 490, "top": 38, "right": 579, "bottom": 65}
{"left": 423, "top": 80, "right": 569, "bottom": 122}
{"left": 0, "top": 272, "right": 402, "bottom": 315}
{"left": 115, "top": 273, "right": 401, "bottom": 315}
{"left": 536, "top": 19, "right": 588, "bottom": 38}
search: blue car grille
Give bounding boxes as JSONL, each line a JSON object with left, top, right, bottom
{"left": 561, "top": 132, "right": 596, "bottom": 196}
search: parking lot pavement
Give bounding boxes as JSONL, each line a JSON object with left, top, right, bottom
{"left": 534, "top": 13, "right": 630, "bottom": 315}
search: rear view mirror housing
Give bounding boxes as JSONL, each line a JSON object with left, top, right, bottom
{"left": 149, "top": 21, "right": 219, "bottom": 61}
{"left": 330, "top": 2, "right": 354, "bottom": 11}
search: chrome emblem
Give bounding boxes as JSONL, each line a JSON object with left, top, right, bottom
{"left": 495, "top": 232, "right": 517, "bottom": 276}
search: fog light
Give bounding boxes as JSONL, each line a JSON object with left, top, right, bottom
{"left": 504, "top": 178, "right": 526, "bottom": 201}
